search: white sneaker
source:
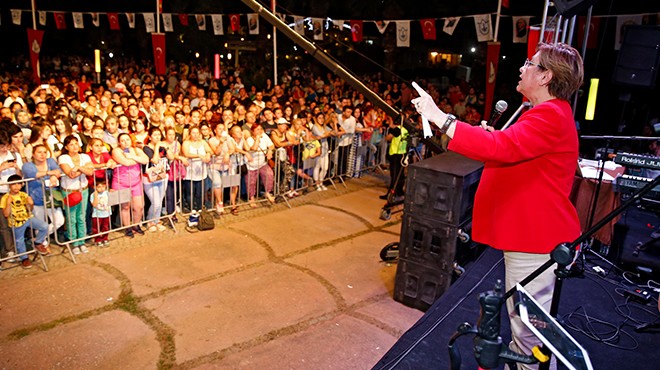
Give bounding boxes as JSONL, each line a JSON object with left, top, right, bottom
{"left": 6, "top": 251, "right": 17, "bottom": 263}
{"left": 148, "top": 225, "right": 158, "bottom": 232}
{"left": 72, "top": 247, "right": 81, "bottom": 255}
{"left": 80, "top": 246, "right": 89, "bottom": 253}
{"left": 316, "top": 185, "right": 323, "bottom": 192}
{"left": 157, "top": 224, "right": 167, "bottom": 231}
{"left": 321, "top": 185, "right": 328, "bottom": 191}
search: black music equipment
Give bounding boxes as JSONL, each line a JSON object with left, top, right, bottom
{"left": 393, "top": 152, "right": 483, "bottom": 311}
{"left": 613, "top": 26, "right": 660, "bottom": 89}
{"left": 616, "top": 175, "right": 660, "bottom": 195}
{"left": 614, "top": 152, "right": 660, "bottom": 170}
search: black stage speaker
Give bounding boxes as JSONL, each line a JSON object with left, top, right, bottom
{"left": 613, "top": 25, "right": 660, "bottom": 89}
{"left": 554, "top": 0, "right": 599, "bottom": 18}
{"left": 393, "top": 152, "right": 483, "bottom": 311}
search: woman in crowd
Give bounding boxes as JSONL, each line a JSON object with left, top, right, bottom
{"left": 227, "top": 125, "right": 249, "bottom": 215}
{"left": 208, "top": 123, "right": 231, "bottom": 215}
{"left": 78, "top": 113, "right": 95, "bottom": 150}
{"left": 58, "top": 135, "right": 94, "bottom": 254}
{"left": 112, "top": 133, "right": 149, "bottom": 237}
{"left": 142, "top": 127, "right": 171, "bottom": 231}
{"left": 311, "top": 112, "right": 332, "bottom": 190}
{"left": 130, "top": 118, "right": 149, "bottom": 149}
{"left": 163, "top": 127, "right": 187, "bottom": 222}
{"left": 22, "top": 144, "right": 64, "bottom": 240}
{"left": 287, "top": 118, "right": 314, "bottom": 191}
{"left": 25, "top": 124, "right": 53, "bottom": 162}
{"left": 117, "top": 114, "right": 132, "bottom": 134}
{"left": 246, "top": 124, "right": 276, "bottom": 206}
{"left": 181, "top": 126, "right": 212, "bottom": 212}
{"left": 48, "top": 115, "right": 80, "bottom": 158}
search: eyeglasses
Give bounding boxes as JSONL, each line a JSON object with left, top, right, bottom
{"left": 524, "top": 58, "right": 546, "bottom": 70}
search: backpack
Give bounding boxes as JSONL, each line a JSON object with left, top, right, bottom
{"left": 197, "top": 209, "right": 215, "bottom": 231}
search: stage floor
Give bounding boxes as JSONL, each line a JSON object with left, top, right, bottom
{"left": 374, "top": 245, "right": 660, "bottom": 369}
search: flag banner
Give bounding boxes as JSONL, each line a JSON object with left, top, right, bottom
{"left": 144, "top": 13, "right": 155, "bottom": 33}
{"left": 350, "top": 20, "right": 363, "bottom": 42}
{"left": 211, "top": 15, "right": 224, "bottom": 35}
{"left": 108, "top": 13, "right": 120, "bottom": 30}
{"left": 158, "top": 0, "right": 163, "bottom": 14}
{"left": 27, "top": 28, "right": 45, "bottom": 83}
{"left": 333, "top": 20, "right": 345, "bottom": 29}
{"left": 396, "top": 21, "right": 410, "bottom": 47}
{"left": 512, "top": 16, "right": 530, "bottom": 43}
{"left": 474, "top": 14, "right": 493, "bottom": 42}
{"left": 126, "top": 13, "right": 136, "bottom": 28}
{"left": 577, "top": 16, "right": 600, "bottom": 49}
{"left": 38, "top": 11, "right": 47, "bottom": 26}
{"left": 443, "top": 17, "right": 459, "bottom": 35}
{"left": 293, "top": 16, "right": 305, "bottom": 35}
{"left": 55, "top": 12, "right": 67, "bottom": 30}
{"left": 196, "top": 15, "right": 206, "bottom": 31}
{"left": 73, "top": 12, "right": 84, "bottom": 29}
{"left": 91, "top": 13, "right": 100, "bottom": 27}
{"left": 312, "top": 18, "right": 324, "bottom": 40}
{"left": 420, "top": 18, "right": 436, "bottom": 40}
{"left": 502, "top": 0, "right": 510, "bottom": 8}
{"left": 230, "top": 14, "right": 241, "bottom": 32}
{"left": 615, "top": 15, "right": 642, "bottom": 50}
{"left": 248, "top": 13, "right": 259, "bottom": 35}
{"left": 485, "top": 42, "right": 501, "bottom": 121}
{"left": 152, "top": 33, "right": 167, "bottom": 76}
{"left": 527, "top": 26, "right": 555, "bottom": 57}
{"left": 374, "top": 20, "right": 389, "bottom": 34}
{"left": 162, "top": 13, "right": 173, "bottom": 32}
{"left": 179, "top": 14, "right": 189, "bottom": 26}
{"left": 11, "top": 9, "right": 22, "bottom": 25}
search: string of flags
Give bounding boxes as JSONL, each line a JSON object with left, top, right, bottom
{"left": 7, "top": 9, "right": 656, "bottom": 48}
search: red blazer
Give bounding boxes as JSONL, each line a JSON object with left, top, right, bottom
{"left": 448, "top": 99, "right": 580, "bottom": 254}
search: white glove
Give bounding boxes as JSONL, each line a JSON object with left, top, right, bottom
{"left": 411, "top": 95, "right": 445, "bottom": 125}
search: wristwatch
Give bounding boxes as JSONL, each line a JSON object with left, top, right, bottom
{"left": 440, "top": 114, "right": 457, "bottom": 133}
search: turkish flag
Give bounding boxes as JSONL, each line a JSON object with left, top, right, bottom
{"left": 420, "top": 19, "right": 436, "bottom": 40}
{"left": 27, "top": 28, "right": 45, "bottom": 83}
{"left": 230, "top": 14, "right": 241, "bottom": 32}
{"left": 502, "top": 0, "right": 510, "bottom": 8}
{"left": 152, "top": 33, "right": 167, "bottom": 76}
{"left": 108, "top": 13, "right": 120, "bottom": 30}
{"left": 179, "top": 14, "right": 189, "bottom": 26}
{"left": 577, "top": 17, "right": 600, "bottom": 49}
{"left": 54, "top": 12, "right": 67, "bottom": 30}
{"left": 350, "top": 20, "right": 363, "bottom": 42}
{"left": 484, "top": 42, "right": 501, "bottom": 121}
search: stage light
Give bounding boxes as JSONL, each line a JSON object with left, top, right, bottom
{"left": 502, "top": 55, "right": 507, "bottom": 59}
{"left": 267, "top": 34, "right": 271, "bottom": 40}
{"left": 430, "top": 51, "right": 438, "bottom": 58}
{"left": 94, "top": 49, "right": 101, "bottom": 73}
{"left": 224, "top": 43, "right": 228, "bottom": 48}
{"left": 195, "top": 52, "right": 200, "bottom": 58}
{"left": 214, "top": 54, "right": 220, "bottom": 79}
{"left": 470, "top": 47, "right": 476, "bottom": 53}
{"left": 227, "top": 53, "right": 232, "bottom": 60}
{"left": 101, "top": 41, "right": 105, "bottom": 45}
{"left": 108, "top": 52, "right": 114, "bottom": 58}
{"left": 585, "top": 78, "right": 599, "bottom": 121}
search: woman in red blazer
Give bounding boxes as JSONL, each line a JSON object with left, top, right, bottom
{"left": 413, "top": 43, "right": 584, "bottom": 370}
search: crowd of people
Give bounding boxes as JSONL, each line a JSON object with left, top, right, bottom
{"left": 0, "top": 55, "right": 487, "bottom": 269}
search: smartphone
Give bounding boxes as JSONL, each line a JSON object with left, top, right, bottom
{"left": 40, "top": 84, "right": 49, "bottom": 89}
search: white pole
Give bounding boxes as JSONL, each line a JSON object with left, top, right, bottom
{"left": 272, "top": 0, "right": 278, "bottom": 85}
{"left": 30, "top": 0, "right": 37, "bottom": 29}
{"left": 156, "top": 0, "right": 161, "bottom": 33}
{"left": 493, "top": 0, "right": 502, "bottom": 42}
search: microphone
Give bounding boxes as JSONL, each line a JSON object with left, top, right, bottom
{"left": 487, "top": 100, "right": 508, "bottom": 127}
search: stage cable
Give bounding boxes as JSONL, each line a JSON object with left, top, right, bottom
{"left": 378, "top": 252, "right": 504, "bottom": 370}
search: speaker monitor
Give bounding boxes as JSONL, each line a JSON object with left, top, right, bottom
{"left": 554, "top": 0, "right": 600, "bottom": 18}
{"left": 613, "top": 26, "right": 660, "bottom": 89}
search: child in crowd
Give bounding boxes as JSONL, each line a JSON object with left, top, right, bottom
{"left": 90, "top": 179, "right": 111, "bottom": 247}
{"left": 0, "top": 174, "right": 49, "bottom": 269}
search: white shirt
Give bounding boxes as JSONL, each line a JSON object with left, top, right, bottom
{"left": 337, "top": 114, "right": 356, "bottom": 147}
{"left": 58, "top": 154, "right": 91, "bottom": 190}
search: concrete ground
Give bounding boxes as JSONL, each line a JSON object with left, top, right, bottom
{"left": 0, "top": 175, "right": 424, "bottom": 369}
